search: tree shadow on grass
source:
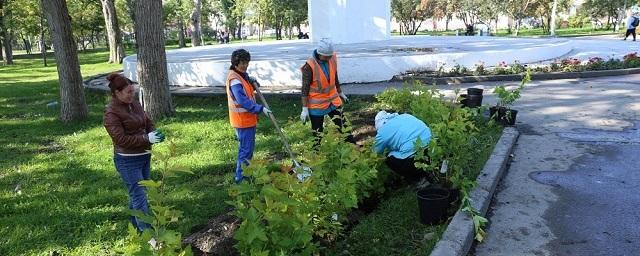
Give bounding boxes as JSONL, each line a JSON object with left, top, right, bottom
{"left": 0, "top": 161, "right": 128, "bottom": 255}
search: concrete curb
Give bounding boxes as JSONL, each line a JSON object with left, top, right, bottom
{"left": 394, "top": 68, "right": 640, "bottom": 85}
{"left": 430, "top": 127, "right": 520, "bottom": 256}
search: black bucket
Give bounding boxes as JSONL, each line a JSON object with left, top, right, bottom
{"left": 467, "top": 88, "right": 484, "bottom": 96}
{"left": 464, "top": 94, "right": 483, "bottom": 107}
{"left": 417, "top": 187, "right": 450, "bottom": 225}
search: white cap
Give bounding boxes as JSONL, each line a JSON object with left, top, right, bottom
{"left": 375, "top": 111, "right": 399, "bottom": 130}
{"left": 316, "top": 38, "right": 334, "bottom": 56}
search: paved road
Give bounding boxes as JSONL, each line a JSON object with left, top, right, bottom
{"left": 475, "top": 74, "right": 640, "bottom": 256}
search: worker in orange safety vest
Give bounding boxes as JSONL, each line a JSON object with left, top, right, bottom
{"left": 299, "top": 38, "right": 355, "bottom": 146}
{"left": 226, "top": 49, "right": 272, "bottom": 183}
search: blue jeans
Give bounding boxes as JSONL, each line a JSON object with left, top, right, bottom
{"left": 114, "top": 153, "right": 151, "bottom": 231}
{"left": 235, "top": 127, "right": 256, "bottom": 183}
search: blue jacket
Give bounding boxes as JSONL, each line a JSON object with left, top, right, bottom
{"left": 374, "top": 114, "right": 431, "bottom": 159}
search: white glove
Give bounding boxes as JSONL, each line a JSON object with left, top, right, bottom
{"left": 147, "top": 130, "right": 165, "bottom": 144}
{"left": 339, "top": 92, "right": 349, "bottom": 103}
{"left": 300, "top": 107, "right": 309, "bottom": 123}
{"left": 262, "top": 106, "right": 272, "bottom": 116}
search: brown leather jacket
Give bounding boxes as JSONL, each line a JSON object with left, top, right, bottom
{"left": 103, "top": 98, "right": 155, "bottom": 154}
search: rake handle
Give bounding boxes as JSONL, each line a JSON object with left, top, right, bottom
{"left": 252, "top": 82, "right": 300, "bottom": 166}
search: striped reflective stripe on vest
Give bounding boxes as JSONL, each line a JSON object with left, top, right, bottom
{"left": 310, "top": 85, "right": 336, "bottom": 93}
{"left": 228, "top": 99, "right": 249, "bottom": 113}
{"left": 308, "top": 94, "right": 339, "bottom": 104}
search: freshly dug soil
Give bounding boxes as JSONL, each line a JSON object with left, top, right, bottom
{"left": 183, "top": 210, "right": 240, "bottom": 256}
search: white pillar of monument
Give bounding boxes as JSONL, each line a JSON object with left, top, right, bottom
{"left": 308, "top": 0, "right": 391, "bottom": 44}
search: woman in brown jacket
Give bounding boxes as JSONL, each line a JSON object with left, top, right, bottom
{"left": 103, "top": 73, "right": 165, "bottom": 232}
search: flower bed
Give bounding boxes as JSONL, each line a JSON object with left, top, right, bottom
{"left": 405, "top": 52, "right": 640, "bottom": 78}
{"left": 227, "top": 83, "right": 502, "bottom": 255}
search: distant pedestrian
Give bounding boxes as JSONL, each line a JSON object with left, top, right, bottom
{"left": 624, "top": 12, "right": 639, "bottom": 41}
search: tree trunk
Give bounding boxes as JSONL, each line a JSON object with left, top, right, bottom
{"left": 21, "top": 34, "right": 32, "bottom": 54}
{"left": 135, "top": 0, "right": 174, "bottom": 119}
{"left": 0, "top": 0, "right": 13, "bottom": 65}
{"left": 78, "top": 30, "right": 87, "bottom": 51}
{"left": 190, "top": 0, "right": 202, "bottom": 46}
{"left": 3, "top": 30, "right": 14, "bottom": 65}
{"left": 237, "top": 16, "right": 243, "bottom": 39}
{"left": 42, "top": 0, "right": 89, "bottom": 123}
{"left": 39, "top": 0, "right": 48, "bottom": 67}
{"left": 101, "top": 0, "right": 126, "bottom": 63}
{"left": 178, "top": 19, "right": 186, "bottom": 48}
{"left": 446, "top": 16, "right": 451, "bottom": 31}
{"left": 90, "top": 30, "right": 96, "bottom": 49}
{"left": 0, "top": 40, "right": 3, "bottom": 61}
{"left": 125, "top": 0, "right": 137, "bottom": 50}
{"left": 550, "top": 0, "right": 558, "bottom": 36}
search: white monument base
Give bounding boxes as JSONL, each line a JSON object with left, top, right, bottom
{"left": 123, "top": 36, "right": 575, "bottom": 87}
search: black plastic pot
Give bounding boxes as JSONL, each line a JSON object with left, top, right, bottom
{"left": 460, "top": 94, "right": 483, "bottom": 108}
{"left": 465, "top": 95, "right": 483, "bottom": 107}
{"left": 490, "top": 106, "right": 518, "bottom": 125}
{"left": 467, "top": 88, "right": 484, "bottom": 96}
{"left": 417, "top": 186, "right": 450, "bottom": 225}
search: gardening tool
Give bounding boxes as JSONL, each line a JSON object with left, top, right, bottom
{"left": 250, "top": 80, "right": 312, "bottom": 181}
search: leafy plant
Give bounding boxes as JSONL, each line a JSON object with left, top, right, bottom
{"left": 508, "top": 61, "right": 526, "bottom": 74}
{"left": 493, "top": 61, "right": 509, "bottom": 75}
{"left": 548, "top": 62, "right": 561, "bottom": 72}
{"left": 585, "top": 57, "right": 605, "bottom": 71}
{"left": 449, "top": 63, "right": 468, "bottom": 76}
{"left": 228, "top": 124, "right": 383, "bottom": 255}
{"left": 623, "top": 52, "right": 640, "bottom": 68}
{"left": 603, "top": 58, "right": 623, "bottom": 70}
{"left": 559, "top": 58, "right": 583, "bottom": 72}
{"left": 120, "top": 141, "right": 194, "bottom": 256}
{"left": 493, "top": 70, "right": 531, "bottom": 108}
{"left": 375, "top": 81, "right": 491, "bottom": 242}
{"left": 473, "top": 62, "right": 487, "bottom": 76}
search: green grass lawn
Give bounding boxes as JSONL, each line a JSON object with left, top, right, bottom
{"left": 0, "top": 49, "right": 372, "bottom": 255}
{"left": 0, "top": 48, "right": 499, "bottom": 255}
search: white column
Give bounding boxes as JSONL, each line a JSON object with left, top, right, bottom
{"left": 308, "top": 0, "right": 390, "bottom": 44}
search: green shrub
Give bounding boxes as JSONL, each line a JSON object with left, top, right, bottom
{"left": 228, "top": 125, "right": 383, "bottom": 255}
{"left": 493, "top": 61, "right": 510, "bottom": 75}
{"left": 585, "top": 57, "right": 605, "bottom": 71}
{"left": 474, "top": 62, "right": 487, "bottom": 76}
{"left": 604, "top": 58, "right": 623, "bottom": 69}
{"left": 493, "top": 71, "right": 531, "bottom": 108}
{"left": 623, "top": 52, "right": 640, "bottom": 68}
{"left": 375, "top": 81, "right": 495, "bottom": 242}
{"left": 508, "top": 61, "right": 526, "bottom": 74}
{"left": 449, "top": 64, "right": 468, "bottom": 76}
{"left": 120, "top": 142, "right": 194, "bottom": 256}
{"left": 568, "top": 15, "right": 591, "bottom": 28}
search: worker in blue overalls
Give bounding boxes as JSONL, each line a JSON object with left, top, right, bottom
{"left": 225, "top": 49, "right": 272, "bottom": 183}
